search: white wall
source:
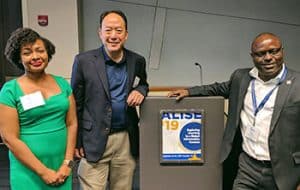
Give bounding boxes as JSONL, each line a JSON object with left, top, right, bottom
{"left": 81, "top": 0, "right": 300, "bottom": 86}
{"left": 21, "top": 0, "right": 300, "bottom": 86}
{"left": 22, "top": 0, "right": 79, "bottom": 79}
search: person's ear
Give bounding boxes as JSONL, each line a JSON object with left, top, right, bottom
{"left": 250, "top": 52, "right": 254, "bottom": 58}
{"left": 98, "top": 27, "right": 102, "bottom": 40}
{"left": 125, "top": 30, "right": 128, "bottom": 41}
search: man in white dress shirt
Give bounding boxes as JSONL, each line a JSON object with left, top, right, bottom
{"left": 168, "top": 32, "right": 300, "bottom": 190}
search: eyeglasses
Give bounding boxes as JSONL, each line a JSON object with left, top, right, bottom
{"left": 252, "top": 47, "right": 282, "bottom": 58}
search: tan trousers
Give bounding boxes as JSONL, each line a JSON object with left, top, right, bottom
{"left": 78, "top": 131, "right": 136, "bottom": 190}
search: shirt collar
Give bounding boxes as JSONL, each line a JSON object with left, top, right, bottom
{"left": 101, "top": 46, "right": 126, "bottom": 65}
{"left": 249, "top": 63, "right": 286, "bottom": 84}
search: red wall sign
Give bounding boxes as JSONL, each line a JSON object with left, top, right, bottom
{"left": 38, "top": 15, "right": 48, "bottom": 26}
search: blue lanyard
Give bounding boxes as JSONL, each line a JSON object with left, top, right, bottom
{"left": 251, "top": 67, "right": 287, "bottom": 116}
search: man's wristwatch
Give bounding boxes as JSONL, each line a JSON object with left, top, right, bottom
{"left": 63, "top": 159, "right": 75, "bottom": 169}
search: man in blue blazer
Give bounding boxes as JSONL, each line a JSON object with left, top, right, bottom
{"left": 71, "top": 10, "right": 148, "bottom": 190}
{"left": 168, "top": 33, "right": 300, "bottom": 190}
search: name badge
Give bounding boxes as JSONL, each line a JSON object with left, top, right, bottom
{"left": 245, "top": 126, "right": 260, "bottom": 142}
{"left": 20, "top": 91, "right": 45, "bottom": 111}
{"left": 132, "top": 76, "right": 140, "bottom": 88}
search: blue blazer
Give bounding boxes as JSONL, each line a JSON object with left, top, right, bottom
{"left": 188, "top": 68, "right": 300, "bottom": 190}
{"left": 71, "top": 48, "right": 149, "bottom": 162}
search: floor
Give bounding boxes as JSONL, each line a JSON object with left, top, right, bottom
{"left": 0, "top": 145, "right": 139, "bottom": 190}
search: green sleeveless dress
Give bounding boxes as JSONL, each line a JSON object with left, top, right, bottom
{"left": 0, "top": 75, "right": 72, "bottom": 190}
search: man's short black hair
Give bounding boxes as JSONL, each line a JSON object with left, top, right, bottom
{"left": 99, "top": 10, "right": 128, "bottom": 30}
{"left": 4, "top": 27, "right": 55, "bottom": 71}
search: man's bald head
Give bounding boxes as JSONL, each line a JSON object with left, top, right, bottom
{"left": 251, "top": 32, "right": 282, "bottom": 51}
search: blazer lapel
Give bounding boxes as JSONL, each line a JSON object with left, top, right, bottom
{"left": 236, "top": 72, "right": 252, "bottom": 125}
{"left": 269, "top": 70, "right": 293, "bottom": 133}
{"left": 93, "top": 49, "right": 111, "bottom": 99}
{"left": 126, "top": 49, "right": 135, "bottom": 91}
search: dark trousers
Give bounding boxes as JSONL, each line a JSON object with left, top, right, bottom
{"left": 233, "top": 152, "right": 278, "bottom": 190}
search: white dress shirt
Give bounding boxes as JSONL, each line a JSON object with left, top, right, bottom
{"left": 240, "top": 64, "right": 286, "bottom": 161}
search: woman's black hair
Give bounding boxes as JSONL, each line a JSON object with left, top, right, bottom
{"left": 4, "top": 27, "right": 55, "bottom": 70}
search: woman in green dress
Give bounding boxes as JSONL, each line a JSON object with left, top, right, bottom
{"left": 0, "top": 28, "right": 77, "bottom": 189}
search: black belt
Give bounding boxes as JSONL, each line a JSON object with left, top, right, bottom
{"left": 109, "top": 128, "right": 126, "bottom": 134}
{"left": 245, "top": 152, "right": 272, "bottom": 168}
